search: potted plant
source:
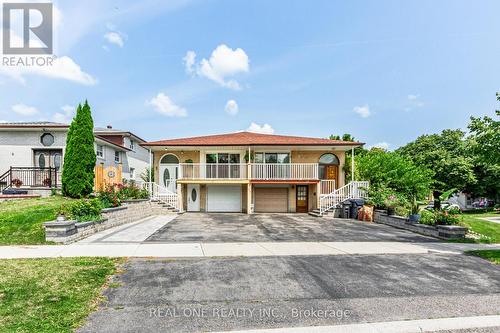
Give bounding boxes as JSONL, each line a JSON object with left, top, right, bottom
{"left": 384, "top": 194, "right": 398, "bottom": 215}
{"left": 408, "top": 196, "right": 421, "bottom": 223}
{"left": 11, "top": 178, "right": 23, "bottom": 188}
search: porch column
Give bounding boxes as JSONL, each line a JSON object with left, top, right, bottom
{"left": 177, "top": 183, "right": 184, "bottom": 212}
{"left": 316, "top": 183, "right": 320, "bottom": 209}
{"left": 247, "top": 183, "right": 252, "bottom": 214}
{"left": 351, "top": 147, "right": 355, "bottom": 182}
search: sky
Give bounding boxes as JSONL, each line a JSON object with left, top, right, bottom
{"left": 0, "top": 0, "right": 499, "bottom": 149}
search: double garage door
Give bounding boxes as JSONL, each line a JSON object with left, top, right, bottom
{"left": 254, "top": 188, "right": 288, "bottom": 213}
{"left": 206, "top": 185, "right": 241, "bottom": 212}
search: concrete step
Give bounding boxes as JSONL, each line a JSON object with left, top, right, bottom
{"left": 308, "top": 209, "right": 324, "bottom": 217}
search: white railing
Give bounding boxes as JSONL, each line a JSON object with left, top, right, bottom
{"left": 179, "top": 163, "right": 248, "bottom": 180}
{"left": 319, "top": 180, "right": 336, "bottom": 196}
{"left": 251, "top": 163, "right": 318, "bottom": 180}
{"left": 144, "top": 182, "right": 179, "bottom": 210}
{"left": 319, "top": 181, "right": 369, "bottom": 215}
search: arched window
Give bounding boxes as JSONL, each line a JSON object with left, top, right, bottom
{"left": 319, "top": 153, "right": 339, "bottom": 165}
{"left": 318, "top": 153, "right": 339, "bottom": 181}
{"left": 160, "top": 154, "right": 179, "bottom": 164}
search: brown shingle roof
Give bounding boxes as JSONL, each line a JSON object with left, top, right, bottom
{"left": 143, "top": 131, "right": 363, "bottom": 147}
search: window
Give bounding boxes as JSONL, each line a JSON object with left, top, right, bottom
{"left": 255, "top": 152, "right": 290, "bottom": 164}
{"left": 129, "top": 140, "right": 135, "bottom": 150}
{"left": 319, "top": 153, "right": 339, "bottom": 165}
{"left": 54, "top": 153, "right": 61, "bottom": 171}
{"left": 96, "top": 145, "right": 104, "bottom": 158}
{"left": 205, "top": 153, "right": 240, "bottom": 164}
{"left": 114, "top": 151, "right": 120, "bottom": 163}
{"left": 40, "top": 133, "right": 54, "bottom": 146}
{"left": 160, "top": 154, "right": 179, "bottom": 164}
{"left": 130, "top": 167, "right": 135, "bottom": 179}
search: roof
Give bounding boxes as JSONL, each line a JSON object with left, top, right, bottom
{"left": 143, "top": 131, "right": 364, "bottom": 147}
{"left": 94, "top": 127, "right": 146, "bottom": 143}
{"left": 95, "top": 135, "right": 131, "bottom": 151}
{"left": 0, "top": 121, "right": 69, "bottom": 128}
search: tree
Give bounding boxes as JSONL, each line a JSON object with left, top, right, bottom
{"left": 329, "top": 133, "right": 366, "bottom": 182}
{"left": 355, "top": 149, "right": 434, "bottom": 201}
{"left": 62, "top": 101, "right": 96, "bottom": 198}
{"left": 396, "top": 129, "right": 476, "bottom": 193}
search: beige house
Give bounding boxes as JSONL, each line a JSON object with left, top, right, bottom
{"left": 142, "top": 131, "right": 366, "bottom": 214}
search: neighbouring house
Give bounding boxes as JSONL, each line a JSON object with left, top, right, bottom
{"left": 0, "top": 122, "right": 150, "bottom": 195}
{"left": 142, "top": 131, "right": 367, "bottom": 214}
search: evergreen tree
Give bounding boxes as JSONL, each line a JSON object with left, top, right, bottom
{"left": 62, "top": 101, "right": 96, "bottom": 198}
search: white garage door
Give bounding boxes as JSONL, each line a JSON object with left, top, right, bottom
{"left": 207, "top": 185, "right": 241, "bottom": 212}
{"left": 254, "top": 188, "right": 288, "bottom": 213}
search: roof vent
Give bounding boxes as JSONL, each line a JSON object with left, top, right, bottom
{"left": 106, "top": 125, "right": 112, "bottom": 129}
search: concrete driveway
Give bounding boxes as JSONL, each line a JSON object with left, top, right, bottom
{"left": 79, "top": 253, "right": 500, "bottom": 333}
{"left": 146, "top": 213, "right": 436, "bottom": 243}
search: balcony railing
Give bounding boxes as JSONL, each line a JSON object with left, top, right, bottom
{"left": 179, "top": 163, "right": 248, "bottom": 180}
{"left": 178, "top": 163, "right": 318, "bottom": 180}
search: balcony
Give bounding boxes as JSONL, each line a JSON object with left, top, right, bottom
{"left": 178, "top": 163, "right": 318, "bottom": 181}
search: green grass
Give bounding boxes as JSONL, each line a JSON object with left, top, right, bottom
{"left": 0, "top": 257, "right": 121, "bottom": 333}
{"left": 0, "top": 196, "right": 74, "bottom": 245}
{"left": 459, "top": 211, "right": 500, "bottom": 243}
{"left": 466, "top": 250, "right": 500, "bottom": 264}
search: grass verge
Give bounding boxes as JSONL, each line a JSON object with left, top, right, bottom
{"left": 460, "top": 212, "right": 500, "bottom": 243}
{"left": 0, "top": 196, "right": 74, "bottom": 245}
{"left": 466, "top": 250, "right": 500, "bottom": 264}
{"left": 0, "top": 257, "right": 121, "bottom": 332}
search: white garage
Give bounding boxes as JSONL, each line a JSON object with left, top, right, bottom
{"left": 206, "top": 185, "right": 242, "bottom": 212}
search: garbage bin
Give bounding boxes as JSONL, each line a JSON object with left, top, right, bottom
{"left": 350, "top": 199, "right": 365, "bottom": 220}
{"left": 341, "top": 202, "right": 351, "bottom": 218}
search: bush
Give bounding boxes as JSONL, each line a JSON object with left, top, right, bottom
{"left": 59, "top": 198, "right": 103, "bottom": 222}
{"left": 395, "top": 205, "right": 410, "bottom": 217}
{"left": 97, "top": 185, "right": 121, "bottom": 208}
{"left": 436, "top": 211, "right": 460, "bottom": 225}
{"left": 116, "top": 180, "right": 148, "bottom": 200}
{"left": 420, "top": 210, "right": 436, "bottom": 225}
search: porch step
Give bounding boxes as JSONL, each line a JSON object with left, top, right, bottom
{"left": 309, "top": 209, "right": 329, "bottom": 217}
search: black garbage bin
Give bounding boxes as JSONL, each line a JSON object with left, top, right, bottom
{"left": 341, "top": 202, "right": 351, "bottom": 218}
{"left": 349, "top": 199, "right": 365, "bottom": 219}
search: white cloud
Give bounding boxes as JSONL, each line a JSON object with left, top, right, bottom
{"left": 353, "top": 104, "right": 370, "bottom": 118}
{"left": 367, "top": 142, "right": 390, "bottom": 150}
{"left": 224, "top": 99, "right": 239, "bottom": 116}
{"left": 185, "top": 44, "right": 250, "bottom": 90}
{"left": 146, "top": 92, "right": 187, "bottom": 117}
{"left": 0, "top": 56, "right": 97, "bottom": 86}
{"left": 247, "top": 122, "right": 274, "bottom": 134}
{"left": 104, "top": 32, "right": 124, "bottom": 47}
{"left": 405, "top": 94, "right": 424, "bottom": 110}
{"left": 52, "top": 105, "right": 75, "bottom": 123}
{"left": 183, "top": 51, "right": 196, "bottom": 74}
{"left": 12, "top": 103, "right": 38, "bottom": 116}
{"left": 407, "top": 94, "right": 419, "bottom": 101}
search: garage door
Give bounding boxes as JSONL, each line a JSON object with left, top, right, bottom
{"left": 207, "top": 185, "right": 241, "bottom": 212}
{"left": 254, "top": 188, "right": 288, "bottom": 213}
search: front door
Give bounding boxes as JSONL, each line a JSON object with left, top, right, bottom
{"left": 326, "top": 165, "right": 338, "bottom": 183}
{"left": 296, "top": 185, "right": 308, "bottom": 213}
{"left": 187, "top": 184, "right": 200, "bottom": 212}
{"left": 160, "top": 164, "right": 178, "bottom": 193}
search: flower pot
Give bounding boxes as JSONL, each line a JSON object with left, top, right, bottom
{"left": 387, "top": 207, "right": 395, "bottom": 215}
{"left": 408, "top": 214, "right": 421, "bottom": 223}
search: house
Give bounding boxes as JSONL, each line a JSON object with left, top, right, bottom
{"left": 0, "top": 122, "right": 150, "bottom": 194}
{"left": 142, "top": 131, "right": 367, "bottom": 214}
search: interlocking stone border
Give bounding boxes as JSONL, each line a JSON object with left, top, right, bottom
{"left": 373, "top": 210, "right": 467, "bottom": 239}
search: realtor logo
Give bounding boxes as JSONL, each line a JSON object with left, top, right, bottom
{"left": 2, "top": 2, "right": 53, "bottom": 55}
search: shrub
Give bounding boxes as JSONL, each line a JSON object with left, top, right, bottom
{"left": 97, "top": 184, "right": 121, "bottom": 208}
{"left": 436, "top": 211, "right": 460, "bottom": 225}
{"left": 420, "top": 210, "right": 436, "bottom": 225}
{"left": 395, "top": 205, "right": 410, "bottom": 217}
{"left": 59, "top": 198, "right": 103, "bottom": 222}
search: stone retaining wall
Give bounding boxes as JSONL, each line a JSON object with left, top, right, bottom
{"left": 373, "top": 210, "right": 468, "bottom": 239}
{"left": 44, "top": 200, "right": 174, "bottom": 244}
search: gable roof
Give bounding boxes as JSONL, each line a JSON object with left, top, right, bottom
{"left": 94, "top": 127, "right": 147, "bottom": 143}
{"left": 143, "top": 131, "right": 363, "bottom": 147}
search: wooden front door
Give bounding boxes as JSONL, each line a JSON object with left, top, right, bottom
{"left": 326, "top": 165, "right": 338, "bottom": 183}
{"left": 296, "top": 185, "right": 308, "bottom": 213}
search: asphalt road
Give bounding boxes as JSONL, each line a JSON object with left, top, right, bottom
{"left": 79, "top": 253, "right": 500, "bottom": 333}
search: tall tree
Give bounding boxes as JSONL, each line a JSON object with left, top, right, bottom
{"left": 62, "top": 101, "right": 96, "bottom": 198}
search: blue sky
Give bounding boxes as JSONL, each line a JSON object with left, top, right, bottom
{"left": 1, "top": 0, "right": 499, "bottom": 149}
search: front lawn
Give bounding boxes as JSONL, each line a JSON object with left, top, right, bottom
{"left": 460, "top": 212, "right": 500, "bottom": 243}
{"left": 0, "top": 257, "right": 121, "bottom": 332}
{"left": 0, "top": 196, "right": 74, "bottom": 245}
{"left": 466, "top": 250, "right": 500, "bottom": 264}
